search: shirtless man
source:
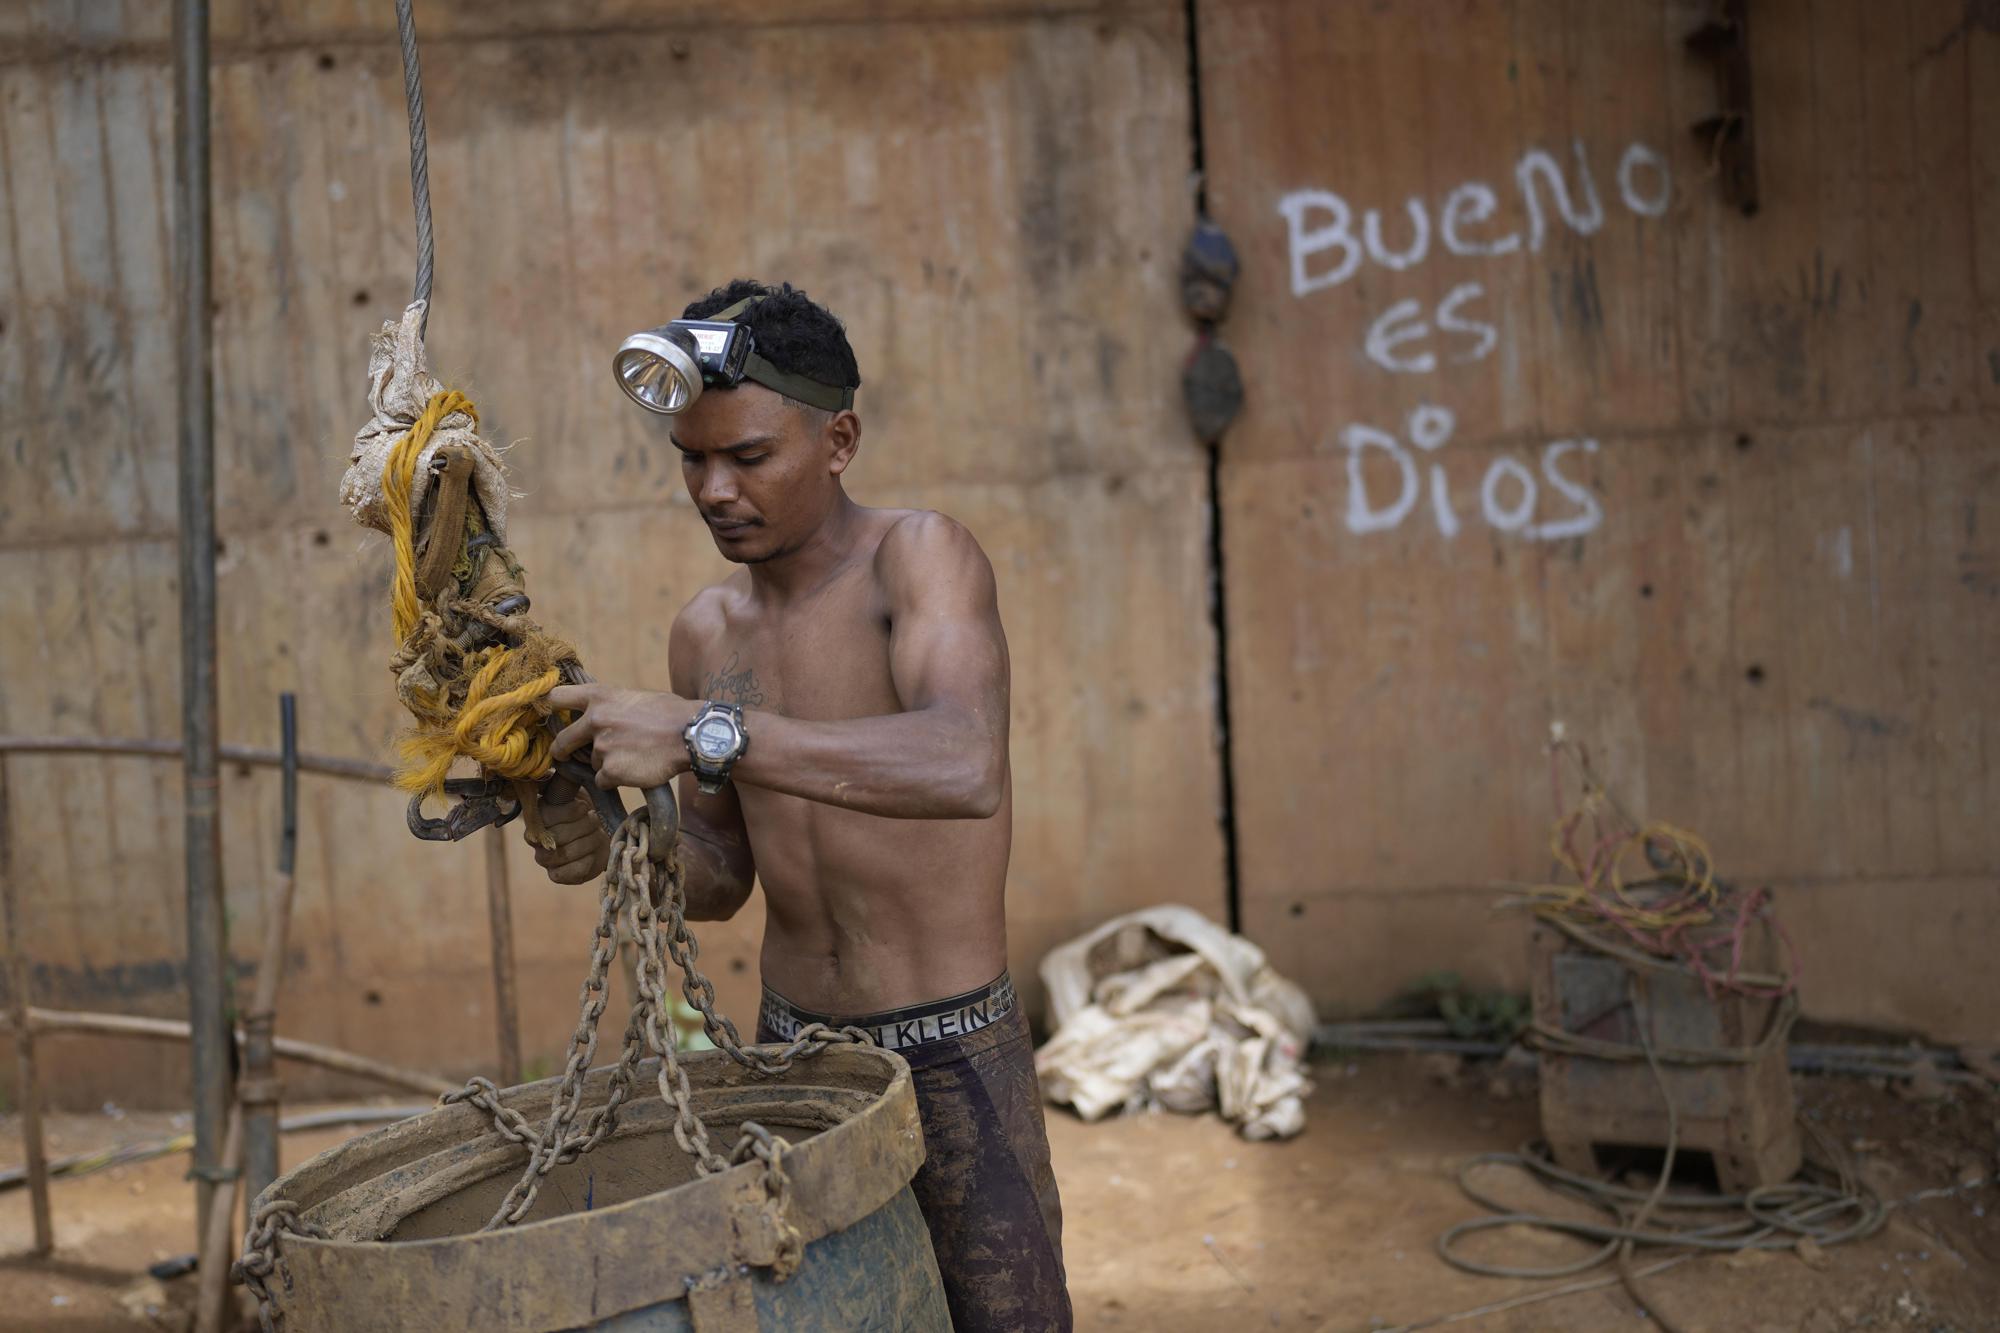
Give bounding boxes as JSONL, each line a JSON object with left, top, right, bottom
{"left": 534, "top": 280, "right": 1071, "bottom": 1332}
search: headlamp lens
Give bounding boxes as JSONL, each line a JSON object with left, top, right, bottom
{"left": 612, "top": 328, "right": 703, "bottom": 414}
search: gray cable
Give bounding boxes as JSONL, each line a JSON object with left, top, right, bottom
{"left": 393, "top": 0, "right": 435, "bottom": 338}
{"left": 1438, "top": 980, "right": 1885, "bottom": 1293}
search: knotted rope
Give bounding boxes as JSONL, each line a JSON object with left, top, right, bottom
{"left": 377, "top": 388, "right": 571, "bottom": 797}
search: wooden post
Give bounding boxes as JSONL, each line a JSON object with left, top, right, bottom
{"left": 193, "top": 1106, "right": 243, "bottom": 1333}
{"left": 0, "top": 758, "right": 53, "bottom": 1256}
{"left": 484, "top": 825, "right": 523, "bottom": 1085}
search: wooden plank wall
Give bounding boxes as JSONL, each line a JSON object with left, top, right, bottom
{"left": 0, "top": 0, "right": 1225, "bottom": 1104}
{"left": 1198, "top": 0, "right": 1999, "bottom": 1040}
{"left": 7, "top": 0, "right": 1992, "bottom": 1110}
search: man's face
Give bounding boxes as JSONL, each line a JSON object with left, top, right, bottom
{"left": 668, "top": 383, "right": 852, "bottom": 564}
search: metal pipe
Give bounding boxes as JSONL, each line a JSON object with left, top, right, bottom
{"left": 1786, "top": 1055, "right": 1987, "bottom": 1085}
{"left": 174, "top": 0, "right": 231, "bottom": 1246}
{"left": 241, "top": 695, "right": 299, "bottom": 1207}
{"left": 1307, "top": 1027, "right": 1997, "bottom": 1087}
{"left": 483, "top": 825, "right": 523, "bottom": 1085}
{"left": 0, "top": 1105, "right": 428, "bottom": 1195}
{"left": 0, "top": 735, "right": 391, "bottom": 785}
{"left": 1316, "top": 1019, "right": 1981, "bottom": 1070}
{"left": 0, "top": 759, "right": 54, "bottom": 1255}
{"left": 1314, "top": 1032, "right": 1512, "bottom": 1058}
{"left": 1316, "top": 1019, "right": 1456, "bottom": 1038}
{"left": 1789, "top": 1042, "right": 1969, "bottom": 1070}
{"left": 1, "top": 1007, "right": 456, "bottom": 1098}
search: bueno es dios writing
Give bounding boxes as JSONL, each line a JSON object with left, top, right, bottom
{"left": 1278, "top": 138, "right": 1670, "bottom": 540}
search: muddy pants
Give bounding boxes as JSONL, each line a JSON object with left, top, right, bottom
{"left": 759, "top": 973, "right": 1074, "bottom": 1332}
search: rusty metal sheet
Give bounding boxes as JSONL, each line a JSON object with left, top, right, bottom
{"left": 1200, "top": 0, "right": 2000, "bottom": 1039}
{"left": 0, "top": 0, "right": 1222, "bottom": 1104}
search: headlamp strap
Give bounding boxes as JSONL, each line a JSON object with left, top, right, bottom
{"left": 708, "top": 296, "right": 856, "bottom": 412}
{"left": 742, "top": 353, "right": 855, "bottom": 412}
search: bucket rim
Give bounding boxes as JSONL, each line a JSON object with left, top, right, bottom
{"left": 251, "top": 1043, "right": 924, "bottom": 1330}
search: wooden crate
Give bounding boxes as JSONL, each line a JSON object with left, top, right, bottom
{"left": 1530, "top": 918, "right": 1799, "bottom": 1193}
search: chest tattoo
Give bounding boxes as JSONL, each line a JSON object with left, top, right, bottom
{"left": 702, "top": 650, "right": 768, "bottom": 707}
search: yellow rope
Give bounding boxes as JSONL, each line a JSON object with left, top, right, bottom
{"left": 1525, "top": 812, "right": 1721, "bottom": 933}
{"left": 383, "top": 389, "right": 476, "bottom": 642}
{"left": 382, "top": 390, "right": 560, "bottom": 795}
{"left": 395, "top": 650, "right": 561, "bottom": 796}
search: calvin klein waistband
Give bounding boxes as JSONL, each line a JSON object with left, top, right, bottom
{"left": 758, "top": 972, "right": 1017, "bottom": 1052}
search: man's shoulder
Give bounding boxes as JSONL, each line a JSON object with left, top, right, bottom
{"left": 677, "top": 579, "right": 733, "bottom": 629}
{"left": 670, "top": 575, "right": 748, "bottom": 662}
{"left": 870, "top": 508, "right": 990, "bottom": 572}
{"left": 868, "top": 508, "right": 997, "bottom": 605}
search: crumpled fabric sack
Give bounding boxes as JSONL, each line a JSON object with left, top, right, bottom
{"left": 1034, "top": 905, "right": 1315, "bottom": 1140}
{"left": 338, "top": 300, "right": 513, "bottom": 541}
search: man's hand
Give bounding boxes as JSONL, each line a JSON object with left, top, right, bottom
{"left": 546, "top": 683, "right": 697, "bottom": 791}
{"left": 529, "top": 791, "right": 611, "bottom": 885}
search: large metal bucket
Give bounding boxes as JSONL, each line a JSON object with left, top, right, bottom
{"left": 250, "top": 1043, "right": 948, "bottom": 1330}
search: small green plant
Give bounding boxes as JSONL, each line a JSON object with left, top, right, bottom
{"left": 1394, "top": 970, "right": 1530, "bottom": 1042}
{"left": 668, "top": 995, "right": 715, "bottom": 1052}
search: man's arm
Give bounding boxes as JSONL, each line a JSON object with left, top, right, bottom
{"left": 527, "top": 597, "right": 757, "bottom": 920}
{"left": 549, "top": 512, "right": 1009, "bottom": 821}
{"left": 731, "top": 512, "right": 1008, "bottom": 818}
{"left": 666, "top": 606, "right": 757, "bottom": 920}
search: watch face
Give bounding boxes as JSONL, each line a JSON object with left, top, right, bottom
{"left": 694, "top": 715, "right": 738, "bottom": 760}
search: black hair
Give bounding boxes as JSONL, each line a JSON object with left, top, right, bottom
{"left": 682, "top": 279, "right": 861, "bottom": 398}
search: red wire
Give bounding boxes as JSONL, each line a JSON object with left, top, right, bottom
{"left": 1540, "top": 740, "right": 1798, "bottom": 1000}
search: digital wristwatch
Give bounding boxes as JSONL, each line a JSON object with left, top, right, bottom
{"left": 682, "top": 701, "right": 749, "bottom": 795}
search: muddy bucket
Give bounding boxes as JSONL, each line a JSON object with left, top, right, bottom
{"left": 246, "top": 1043, "right": 948, "bottom": 1331}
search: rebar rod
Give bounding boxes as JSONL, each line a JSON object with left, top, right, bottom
{"left": 241, "top": 695, "right": 300, "bottom": 1208}
{"left": 0, "top": 735, "right": 391, "bottom": 785}
{"left": 173, "top": 0, "right": 232, "bottom": 1248}
{"left": 0, "top": 1008, "right": 454, "bottom": 1098}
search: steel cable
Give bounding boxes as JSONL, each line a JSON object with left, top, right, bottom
{"left": 392, "top": 0, "right": 435, "bottom": 336}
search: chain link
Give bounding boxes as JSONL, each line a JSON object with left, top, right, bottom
{"left": 232, "top": 1198, "right": 330, "bottom": 1333}
{"left": 655, "top": 853, "right": 871, "bottom": 1077}
{"left": 727, "top": 1122, "right": 805, "bottom": 1280}
{"left": 236, "top": 807, "right": 873, "bottom": 1326}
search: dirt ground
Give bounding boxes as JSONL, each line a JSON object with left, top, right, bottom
{"left": 0, "top": 1054, "right": 1992, "bottom": 1332}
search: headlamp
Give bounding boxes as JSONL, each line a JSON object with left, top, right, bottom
{"left": 612, "top": 297, "right": 855, "bottom": 416}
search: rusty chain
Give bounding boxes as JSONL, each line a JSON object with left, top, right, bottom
{"left": 231, "top": 1199, "right": 329, "bottom": 1333}
{"left": 236, "top": 807, "right": 870, "bottom": 1327}
{"left": 656, "top": 849, "right": 872, "bottom": 1076}
{"left": 729, "top": 1121, "right": 805, "bottom": 1279}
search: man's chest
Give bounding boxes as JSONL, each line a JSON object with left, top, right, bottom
{"left": 697, "top": 596, "right": 900, "bottom": 721}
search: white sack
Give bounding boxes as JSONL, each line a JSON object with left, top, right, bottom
{"left": 1034, "top": 905, "right": 1315, "bottom": 1139}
